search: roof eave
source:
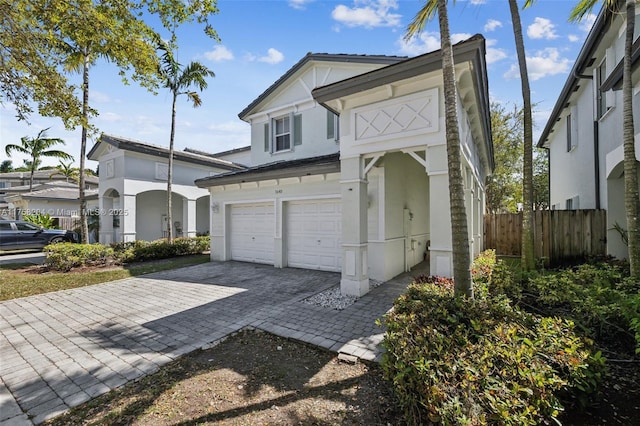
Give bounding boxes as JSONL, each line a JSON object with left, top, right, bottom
{"left": 195, "top": 157, "right": 340, "bottom": 188}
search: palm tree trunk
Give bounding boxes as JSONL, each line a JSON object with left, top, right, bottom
{"left": 79, "top": 51, "right": 90, "bottom": 244}
{"left": 622, "top": 0, "right": 640, "bottom": 278}
{"left": 167, "top": 92, "right": 177, "bottom": 243}
{"left": 437, "top": 0, "right": 473, "bottom": 297}
{"left": 509, "top": 0, "right": 535, "bottom": 271}
{"left": 29, "top": 158, "right": 35, "bottom": 192}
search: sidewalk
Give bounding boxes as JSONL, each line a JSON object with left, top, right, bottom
{"left": 0, "top": 261, "right": 421, "bottom": 425}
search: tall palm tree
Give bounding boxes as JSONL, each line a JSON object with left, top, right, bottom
{"left": 570, "top": 0, "right": 640, "bottom": 278}
{"left": 5, "top": 128, "right": 73, "bottom": 191}
{"left": 509, "top": 0, "right": 536, "bottom": 271}
{"left": 406, "top": 0, "right": 473, "bottom": 297}
{"left": 157, "top": 41, "right": 214, "bottom": 242}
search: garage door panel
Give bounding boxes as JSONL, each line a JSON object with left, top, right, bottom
{"left": 230, "top": 203, "right": 274, "bottom": 265}
{"left": 286, "top": 199, "right": 341, "bottom": 272}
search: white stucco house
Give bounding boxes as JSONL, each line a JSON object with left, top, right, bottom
{"left": 87, "top": 135, "right": 247, "bottom": 244}
{"left": 195, "top": 35, "right": 493, "bottom": 296}
{"left": 537, "top": 1, "right": 640, "bottom": 261}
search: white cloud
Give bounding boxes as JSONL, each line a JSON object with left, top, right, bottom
{"left": 204, "top": 45, "right": 234, "bottom": 62}
{"left": 398, "top": 32, "right": 473, "bottom": 56}
{"left": 485, "top": 39, "right": 508, "bottom": 64}
{"left": 332, "top": 0, "right": 401, "bottom": 29}
{"left": 91, "top": 91, "right": 111, "bottom": 103}
{"left": 470, "top": 0, "right": 486, "bottom": 4}
{"left": 96, "top": 112, "right": 122, "bottom": 123}
{"left": 398, "top": 31, "right": 440, "bottom": 55}
{"left": 289, "top": 0, "right": 313, "bottom": 9}
{"left": 568, "top": 34, "right": 580, "bottom": 42}
{"left": 580, "top": 13, "right": 597, "bottom": 32}
{"left": 527, "top": 17, "right": 558, "bottom": 40}
{"left": 258, "top": 48, "right": 284, "bottom": 64}
{"left": 484, "top": 19, "right": 502, "bottom": 32}
{"left": 503, "top": 48, "right": 570, "bottom": 81}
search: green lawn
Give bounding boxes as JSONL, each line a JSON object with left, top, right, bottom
{"left": 0, "top": 254, "right": 210, "bottom": 301}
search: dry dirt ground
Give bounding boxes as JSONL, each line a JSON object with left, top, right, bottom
{"left": 44, "top": 330, "right": 405, "bottom": 426}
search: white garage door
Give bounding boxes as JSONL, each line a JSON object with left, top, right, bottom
{"left": 286, "top": 199, "right": 342, "bottom": 272}
{"left": 230, "top": 203, "right": 274, "bottom": 265}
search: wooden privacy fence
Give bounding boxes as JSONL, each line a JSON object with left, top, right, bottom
{"left": 483, "top": 210, "right": 607, "bottom": 263}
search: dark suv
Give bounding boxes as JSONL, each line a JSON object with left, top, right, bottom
{"left": 0, "top": 219, "right": 79, "bottom": 251}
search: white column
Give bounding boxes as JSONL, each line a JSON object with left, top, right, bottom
{"left": 99, "top": 195, "right": 114, "bottom": 245}
{"left": 121, "top": 194, "right": 136, "bottom": 242}
{"left": 427, "top": 144, "right": 453, "bottom": 277}
{"left": 183, "top": 198, "right": 197, "bottom": 238}
{"left": 340, "top": 156, "right": 370, "bottom": 296}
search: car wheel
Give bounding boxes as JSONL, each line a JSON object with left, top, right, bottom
{"left": 49, "top": 236, "right": 66, "bottom": 244}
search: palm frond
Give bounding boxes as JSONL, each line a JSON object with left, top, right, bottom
{"left": 405, "top": 0, "right": 439, "bottom": 41}
{"left": 185, "top": 92, "right": 202, "bottom": 108}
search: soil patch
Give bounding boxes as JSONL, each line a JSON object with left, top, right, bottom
{"left": 45, "top": 329, "right": 404, "bottom": 425}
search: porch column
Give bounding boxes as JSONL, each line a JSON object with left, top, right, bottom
{"left": 99, "top": 195, "right": 114, "bottom": 244}
{"left": 121, "top": 194, "right": 136, "bottom": 242}
{"left": 427, "top": 144, "right": 453, "bottom": 277}
{"left": 340, "top": 156, "right": 370, "bottom": 297}
{"left": 183, "top": 198, "right": 197, "bottom": 238}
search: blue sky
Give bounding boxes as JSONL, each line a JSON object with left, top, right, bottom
{"left": 0, "top": 0, "right": 597, "bottom": 170}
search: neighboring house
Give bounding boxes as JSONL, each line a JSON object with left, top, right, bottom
{"left": 87, "top": 134, "right": 246, "bottom": 244}
{"left": 3, "top": 181, "right": 98, "bottom": 215}
{"left": 196, "top": 36, "right": 493, "bottom": 296}
{"left": 537, "top": 1, "right": 640, "bottom": 261}
{"left": 0, "top": 170, "right": 98, "bottom": 210}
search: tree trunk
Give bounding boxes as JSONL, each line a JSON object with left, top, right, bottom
{"left": 437, "top": 0, "right": 473, "bottom": 297}
{"left": 623, "top": 0, "right": 640, "bottom": 278}
{"left": 79, "top": 51, "right": 90, "bottom": 244}
{"left": 167, "top": 92, "right": 177, "bottom": 243}
{"left": 509, "top": 0, "right": 535, "bottom": 271}
{"left": 29, "top": 160, "right": 35, "bottom": 192}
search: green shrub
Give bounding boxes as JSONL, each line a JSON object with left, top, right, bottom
{"left": 23, "top": 212, "right": 57, "bottom": 229}
{"left": 111, "top": 236, "right": 210, "bottom": 263}
{"left": 527, "top": 263, "right": 639, "bottom": 352}
{"left": 45, "top": 243, "right": 114, "bottom": 271}
{"left": 381, "top": 279, "right": 604, "bottom": 425}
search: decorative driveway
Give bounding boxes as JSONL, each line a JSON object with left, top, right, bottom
{"left": 0, "top": 261, "right": 420, "bottom": 425}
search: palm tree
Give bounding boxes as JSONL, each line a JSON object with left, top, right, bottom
{"left": 570, "top": 0, "right": 640, "bottom": 278}
{"left": 157, "top": 40, "right": 215, "bottom": 242}
{"left": 5, "top": 128, "right": 73, "bottom": 191}
{"left": 50, "top": 160, "right": 80, "bottom": 183}
{"left": 406, "top": 0, "right": 473, "bottom": 297}
{"left": 509, "top": 0, "right": 536, "bottom": 271}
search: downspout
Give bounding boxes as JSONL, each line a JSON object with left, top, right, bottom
{"left": 594, "top": 121, "right": 601, "bottom": 209}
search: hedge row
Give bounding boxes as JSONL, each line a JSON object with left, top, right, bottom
{"left": 44, "top": 236, "right": 210, "bottom": 271}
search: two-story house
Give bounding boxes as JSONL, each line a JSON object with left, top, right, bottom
{"left": 196, "top": 35, "right": 493, "bottom": 297}
{"left": 537, "top": 1, "right": 640, "bottom": 261}
{"left": 87, "top": 135, "right": 246, "bottom": 244}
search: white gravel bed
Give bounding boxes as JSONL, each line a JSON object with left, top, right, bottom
{"left": 303, "top": 279, "right": 383, "bottom": 310}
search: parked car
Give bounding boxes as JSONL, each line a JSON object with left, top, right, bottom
{"left": 0, "top": 218, "right": 79, "bottom": 251}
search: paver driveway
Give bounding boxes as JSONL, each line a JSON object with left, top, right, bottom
{"left": 1, "top": 261, "right": 420, "bottom": 425}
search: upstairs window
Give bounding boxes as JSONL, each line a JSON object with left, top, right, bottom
{"left": 597, "top": 60, "right": 607, "bottom": 118}
{"left": 264, "top": 113, "right": 302, "bottom": 153}
{"left": 327, "top": 110, "right": 339, "bottom": 142}
{"left": 274, "top": 116, "right": 291, "bottom": 152}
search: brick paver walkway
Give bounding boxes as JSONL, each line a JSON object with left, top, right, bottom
{"left": 0, "top": 261, "right": 422, "bottom": 425}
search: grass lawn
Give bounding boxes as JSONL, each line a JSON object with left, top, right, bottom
{"left": 0, "top": 254, "right": 210, "bottom": 301}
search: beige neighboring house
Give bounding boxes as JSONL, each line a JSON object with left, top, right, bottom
{"left": 196, "top": 36, "right": 493, "bottom": 297}
{"left": 87, "top": 135, "right": 248, "bottom": 244}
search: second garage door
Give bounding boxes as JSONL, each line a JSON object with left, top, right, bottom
{"left": 230, "top": 202, "right": 274, "bottom": 264}
{"left": 286, "top": 199, "right": 342, "bottom": 272}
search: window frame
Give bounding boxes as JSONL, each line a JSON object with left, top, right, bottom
{"left": 273, "top": 115, "right": 291, "bottom": 153}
